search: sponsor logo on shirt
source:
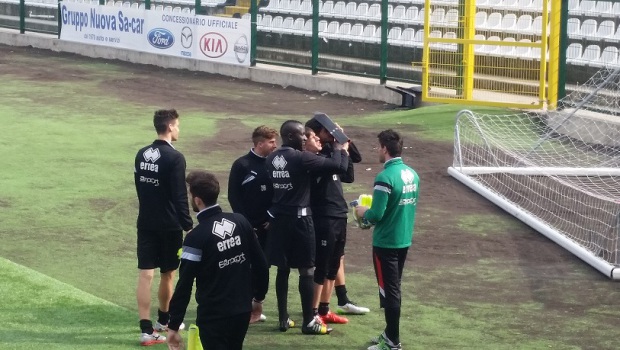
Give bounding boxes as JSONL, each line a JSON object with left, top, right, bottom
{"left": 139, "top": 176, "right": 159, "bottom": 186}
{"left": 212, "top": 218, "right": 236, "bottom": 239}
{"left": 401, "top": 169, "right": 416, "bottom": 194}
{"left": 140, "top": 147, "right": 160, "bottom": 173}
{"left": 219, "top": 252, "right": 246, "bottom": 268}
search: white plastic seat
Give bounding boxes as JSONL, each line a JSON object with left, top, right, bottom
{"left": 486, "top": 12, "right": 502, "bottom": 29}
{"left": 259, "top": 14, "right": 272, "bottom": 28}
{"left": 579, "top": 0, "right": 595, "bottom": 14}
{"left": 477, "top": 0, "right": 489, "bottom": 7}
{"left": 331, "top": 1, "right": 346, "bottom": 18}
{"left": 445, "top": 9, "right": 459, "bottom": 27}
{"left": 323, "top": 20, "right": 339, "bottom": 38}
{"left": 567, "top": 0, "right": 579, "bottom": 14}
{"left": 130, "top": 2, "right": 138, "bottom": 8}
{"left": 164, "top": 5, "right": 172, "bottom": 11}
{"left": 416, "top": 8, "right": 425, "bottom": 24}
{"left": 475, "top": 11, "right": 487, "bottom": 28}
{"left": 172, "top": 6, "right": 181, "bottom": 12}
{"left": 473, "top": 34, "right": 485, "bottom": 53}
{"left": 356, "top": 2, "right": 368, "bottom": 19}
{"left": 443, "top": 31, "right": 458, "bottom": 51}
{"left": 292, "top": 17, "right": 305, "bottom": 32}
{"left": 501, "top": 13, "right": 517, "bottom": 30}
{"left": 516, "top": 14, "right": 533, "bottom": 33}
{"left": 485, "top": 35, "right": 501, "bottom": 54}
{"left": 361, "top": 24, "right": 378, "bottom": 43}
{"left": 270, "top": 16, "right": 284, "bottom": 32}
{"left": 596, "top": 20, "right": 615, "bottom": 38}
{"left": 595, "top": 1, "right": 612, "bottom": 15}
{"left": 488, "top": 0, "right": 501, "bottom": 6}
{"left": 392, "top": 5, "right": 406, "bottom": 22}
{"left": 500, "top": 37, "right": 516, "bottom": 56}
{"left": 566, "top": 42, "right": 582, "bottom": 62}
{"left": 366, "top": 3, "right": 380, "bottom": 20}
{"left": 399, "top": 27, "right": 415, "bottom": 46}
{"left": 531, "top": 0, "right": 547, "bottom": 11}
{"left": 349, "top": 23, "right": 364, "bottom": 40}
{"left": 343, "top": 2, "right": 356, "bottom": 18}
{"left": 429, "top": 30, "right": 442, "bottom": 50}
{"left": 532, "top": 16, "right": 547, "bottom": 34}
{"left": 262, "top": 0, "right": 278, "bottom": 11}
{"left": 320, "top": 0, "right": 333, "bottom": 15}
{"left": 612, "top": 27, "right": 620, "bottom": 42}
{"left": 276, "top": 0, "right": 289, "bottom": 13}
{"left": 155, "top": 4, "right": 163, "bottom": 11}
{"left": 517, "top": 0, "right": 532, "bottom": 9}
{"left": 412, "top": 30, "right": 424, "bottom": 47}
{"left": 404, "top": 6, "right": 419, "bottom": 23}
{"left": 286, "top": 0, "right": 300, "bottom": 14}
{"left": 278, "top": 16, "right": 294, "bottom": 34}
{"left": 582, "top": 44, "right": 601, "bottom": 63}
{"left": 614, "top": 2, "right": 620, "bottom": 15}
{"left": 430, "top": 8, "right": 445, "bottom": 24}
{"left": 580, "top": 19, "right": 597, "bottom": 39}
{"left": 600, "top": 46, "right": 619, "bottom": 66}
{"left": 515, "top": 38, "right": 532, "bottom": 57}
{"left": 338, "top": 22, "right": 351, "bottom": 39}
{"left": 388, "top": 26, "right": 402, "bottom": 44}
{"left": 318, "top": 20, "right": 328, "bottom": 32}
{"left": 302, "top": 19, "right": 313, "bottom": 35}
{"left": 299, "top": 0, "right": 311, "bottom": 14}
{"left": 567, "top": 17, "right": 580, "bottom": 37}
{"left": 242, "top": 12, "right": 251, "bottom": 20}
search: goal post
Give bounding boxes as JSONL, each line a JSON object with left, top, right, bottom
{"left": 449, "top": 72, "right": 620, "bottom": 279}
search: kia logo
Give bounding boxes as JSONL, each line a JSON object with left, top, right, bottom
{"left": 181, "top": 26, "right": 192, "bottom": 49}
{"left": 200, "top": 32, "right": 228, "bottom": 58}
{"left": 148, "top": 28, "right": 175, "bottom": 49}
{"left": 234, "top": 35, "right": 249, "bottom": 63}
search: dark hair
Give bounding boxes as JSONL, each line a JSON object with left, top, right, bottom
{"left": 186, "top": 171, "right": 220, "bottom": 206}
{"left": 153, "top": 109, "right": 179, "bottom": 135}
{"left": 252, "top": 125, "right": 278, "bottom": 145}
{"left": 305, "top": 118, "right": 324, "bottom": 134}
{"left": 304, "top": 127, "right": 315, "bottom": 138}
{"left": 377, "top": 129, "right": 403, "bottom": 157}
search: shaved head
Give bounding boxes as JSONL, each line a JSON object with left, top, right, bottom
{"left": 280, "top": 120, "right": 306, "bottom": 150}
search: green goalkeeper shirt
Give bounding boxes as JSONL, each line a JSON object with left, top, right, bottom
{"left": 364, "top": 157, "right": 419, "bottom": 249}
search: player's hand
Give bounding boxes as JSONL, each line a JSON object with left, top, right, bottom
{"left": 355, "top": 206, "right": 369, "bottom": 219}
{"left": 250, "top": 299, "right": 264, "bottom": 324}
{"left": 167, "top": 330, "right": 184, "bottom": 350}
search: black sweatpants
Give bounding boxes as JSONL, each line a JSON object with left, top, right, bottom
{"left": 197, "top": 312, "right": 251, "bottom": 350}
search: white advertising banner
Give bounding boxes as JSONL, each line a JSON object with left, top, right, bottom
{"left": 59, "top": 2, "right": 251, "bottom": 66}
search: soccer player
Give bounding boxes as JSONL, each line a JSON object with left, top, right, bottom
{"left": 228, "top": 125, "right": 278, "bottom": 250}
{"left": 166, "top": 171, "right": 269, "bottom": 350}
{"left": 355, "top": 129, "right": 420, "bottom": 350}
{"left": 266, "top": 120, "right": 348, "bottom": 335}
{"left": 134, "top": 109, "right": 193, "bottom": 346}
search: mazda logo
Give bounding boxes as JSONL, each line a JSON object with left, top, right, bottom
{"left": 181, "top": 26, "right": 193, "bottom": 49}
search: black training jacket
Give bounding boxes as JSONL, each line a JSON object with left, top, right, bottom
{"left": 266, "top": 146, "right": 348, "bottom": 217}
{"left": 310, "top": 145, "right": 358, "bottom": 218}
{"left": 134, "top": 139, "right": 193, "bottom": 231}
{"left": 228, "top": 150, "right": 273, "bottom": 228}
{"left": 168, "top": 205, "right": 269, "bottom": 329}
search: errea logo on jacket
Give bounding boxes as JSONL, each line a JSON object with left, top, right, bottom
{"left": 401, "top": 169, "right": 417, "bottom": 194}
{"left": 140, "top": 147, "right": 161, "bottom": 172}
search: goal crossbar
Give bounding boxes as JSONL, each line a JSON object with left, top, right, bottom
{"left": 448, "top": 166, "right": 620, "bottom": 280}
{"left": 455, "top": 167, "right": 620, "bottom": 176}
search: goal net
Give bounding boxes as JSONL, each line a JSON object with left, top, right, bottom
{"left": 449, "top": 66, "right": 620, "bottom": 279}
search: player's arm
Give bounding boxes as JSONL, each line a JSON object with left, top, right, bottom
{"left": 242, "top": 216, "right": 269, "bottom": 301}
{"left": 363, "top": 175, "right": 392, "bottom": 224}
{"left": 168, "top": 233, "right": 202, "bottom": 331}
{"left": 301, "top": 145, "right": 349, "bottom": 173}
{"left": 170, "top": 154, "right": 193, "bottom": 231}
{"left": 348, "top": 141, "right": 362, "bottom": 163}
{"left": 227, "top": 160, "right": 246, "bottom": 215}
{"left": 340, "top": 154, "right": 355, "bottom": 183}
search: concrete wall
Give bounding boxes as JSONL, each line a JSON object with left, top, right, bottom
{"left": 0, "top": 28, "right": 404, "bottom": 105}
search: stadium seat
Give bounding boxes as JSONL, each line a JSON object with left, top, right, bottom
{"left": 261, "top": 0, "right": 278, "bottom": 12}
{"left": 443, "top": 31, "right": 458, "bottom": 51}
{"left": 173, "top": 6, "right": 181, "bottom": 12}
{"left": 270, "top": 16, "right": 284, "bottom": 32}
{"left": 566, "top": 42, "right": 583, "bottom": 62}
{"left": 530, "top": 0, "right": 547, "bottom": 11}
{"left": 164, "top": 5, "right": 172, "bottom": 11}
{"left": 501, "top": 0, "right": 518, "bottom": 8}
{"left": 517, "top": 0, "right": 533, "bottom": 10}
{"left": 286, "top": 0, "right": 301, "bottom": 14}
{"left": 320, "top": 0, "right": 333, "bottom": 15}
{"left": 567, "top": 17, "right": 580, "bottom": 37}
{"left": 392, "top": 5, "right": 406, "bottom": 22}
{"left": 292, "top": 17, "right": 305, "bottom": 33}
{"left": 596, "top": 20, "right": 615, "bottom": 39}
{"left": 302, "top": 19, "right": 313, "bottom": 36}
{"left": 515, "top": 39, "right": 532, "bottom": 57}
{"left": 416, "top": 8, "right": 425, "bottom": 25}
{"left": 356, "top": 2, "right": 369, "bottom": 19}
{"left": 242, "top": 12, "right": 251, "bottom": 20}
{"left": 473, "top": 34, "right": 485, "bottom": 53}
{"left": 339, "top": 22, "right": 352, "bottom": 39}
{"left": 323, "top": 20, "right": 339, "bottom": 39}
{"left": 154, "top": 4, "right": 163, "bottom": 11}
{"left": 485, "top": 35, "right": 501, "bottom": 54}
{"left": 486, "top": 12, "right": 502, "bottom": 30}
{"left": 614, "top": 2, "right": 620, "bottom": 16}
{"left": 366, "top": 3, "right": 380, "bottom": 20}
{"left": 579, "top": 0, "right": 595, "bottom": 14}
{"left": 475, "top": 11, "right": 487, "bottom": 28}
{"left": 567, "top": 0, "right": 579, "bottom": 14}
{"left": 349, "top": 23, "right": 364, "bottom": 40}
{"left": 399, "top": 27, "right": 415, "bottom": 46}
{"left": 500, "top": 37, "right": 516, "bottom": 56}
{"left": 388, "top": 26, "right": 402, "bottom": 44}
{"left": 501, "top": 13, "right": 517, "bottom": 31}
{"left": 488, "top": 0, "right": 501, "bottom": 7}
{"left": 343, "top": 2, "right": 357, "bottom": 18}
{"left": 298, "top": 0, "right": 311, "bottom": 14}
{"left": 138, "top": 3, "right": 144, "bottom": 9}
{"left": 612, "top": 27, "right": 620, "bottom": 42}
{"left": 582, "top": 44, "right": 601, "bottom": 63}
{"left": 259, "top": 14, "right": 272, "bottom": 28}
{"left": 412, "top": 30, "right": 424, "bottom": 47}
{"left": 595, "top": 1, "right": 612, "bottom": 16}
{"left": 532, "top": 16, "right": 548, "bottom": 35}
{"left": 477, "top": 0, "right": 489, "bottom": 7}
{"left": 445, "top": 9, "right": 459, "bottom": 27}
{"left": 131, "top": 2, "right": 138, "bottom": 8}
{"left": 429, "top": 30, "right": 442, "bottom": 50}
{"left": 318, "top": 19, "right": 328, "bottom": 32}
{"left": 430, "top": 8, "right": 445, "bottom": 24}
{"left": 331, "top": 1, "right": 346, "bottom": 18}
{"left": 404, "top": 6, "right": 419, "bottom": 23}
{"left": 580, "top": 19, "right": 597, "bottom": 39}
{"left": 516, "top": 14, "right": 533, "bottom": 34}
{"left": 386, "top": 4, "right": 394, "bottom": 18}
{"left": 361, "top": 24, "right": 379, "bottom": 43}
{"left": 599, "top": 46, "right": 619, "bottom": 66}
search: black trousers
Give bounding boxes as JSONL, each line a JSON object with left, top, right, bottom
{"left": 372, "top": 246, "right": 408, "bottom": 309}
{"left": 197, "top": 312, "right": 251, "bottom": 350}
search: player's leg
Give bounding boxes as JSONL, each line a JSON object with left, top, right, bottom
{"left": 370, "top": 247, "right": 402, "bottom": 349}
{"left": 228, "top": 312, "right": 251, "bottom": 350}
{"left": 318, "top": 217, "right": 348, "bottom": 324}
{"left": 154, "top": 230, "right": 183, "bottom": 330}
{"left": 269, "top": 215, "right": 295, "bottom": 331}
{"left": 312, "top": 216, "right": 330, "bottom": 313}
{"left": 136, "top": 229, "right": 165, "bottom": 345}
{"left": 335, "top": 236, "right": 370, "bottom": 315}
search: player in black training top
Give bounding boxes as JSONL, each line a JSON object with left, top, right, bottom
{"left": 228, "top": 125, "right": 278, "bottom": 250}
{"left": 266, "top": 120, "right": 348, "bottom": 335}
{"left": 134, "top": 109, "right": 193, "bottom": 346}
{"left": 166, "top": 171, "right": 269, "bottom": 350}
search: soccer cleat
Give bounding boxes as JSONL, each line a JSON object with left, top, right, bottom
{"left": 337, "top": 302, "right": 370, "bottom": 315}
{"left": 301, "top": 316, "right": 332, "bottom": 335}
{"left": 370, "top": 332, "right": 387, "bottom": 344}
{"left": 368, "top": 333, "right": 402, "bottom": 350}
{"left": 320, "top": 311, "right": 349, "bottom": 324}
{"left": 140, "top": 332, "right": 166, "bottom": 346}
{"left": 279, "top": 318, "right": 296, "bottom": 332}
{"left": 153, "top": 321, "right": 185, "bottom": 332}
{"left": 259, "top": 314, "right": 267, "bottom": 322}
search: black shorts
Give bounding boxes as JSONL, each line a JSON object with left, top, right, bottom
{"left": 372, "top": 246, "right": 409, "bottom": 309}
{"left": 313, "top": 216, "right": 347, "bottom": 284}
{"left": 137, "top": 229, "right": 183, "bottom": 273}
{"left": 197, "top": 312, "right": 251, "bottom": 350}
{"left": 266, "top": 215, "right": 315, "bottom": 269}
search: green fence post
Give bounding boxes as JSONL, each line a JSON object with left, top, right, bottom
{"left": 379, "top": 0, "right": 388, "bottom": 84}
{"left": 557, "top": 0, "right": 568, "bottom": 101}
{"left": 145, "top": 0, "right": 151, "bottom": 10}
{"left": 250, "top": 0, "right": 257, "bottom": 66}
{"left": 195, "top": 0, "right": 202, "bottom": 15}
{"left": 19, "top": 0, "right": 25, "bottom": 34}
{"left": 99, "top": 0, "right": 105, "bottom": 5}
{"left": 311, "top": 0, "right": 319, "bottom": 75}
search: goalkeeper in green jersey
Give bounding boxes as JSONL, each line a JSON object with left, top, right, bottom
{"left": 354, "top": 129, "right": 419, "bottom": 350}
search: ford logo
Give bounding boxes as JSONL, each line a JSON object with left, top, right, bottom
{"left": 200, "top": 32, "right": 228, "bottom": 58}
{"left": 148, "top": 28, "right": 175, "bottom": 49}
